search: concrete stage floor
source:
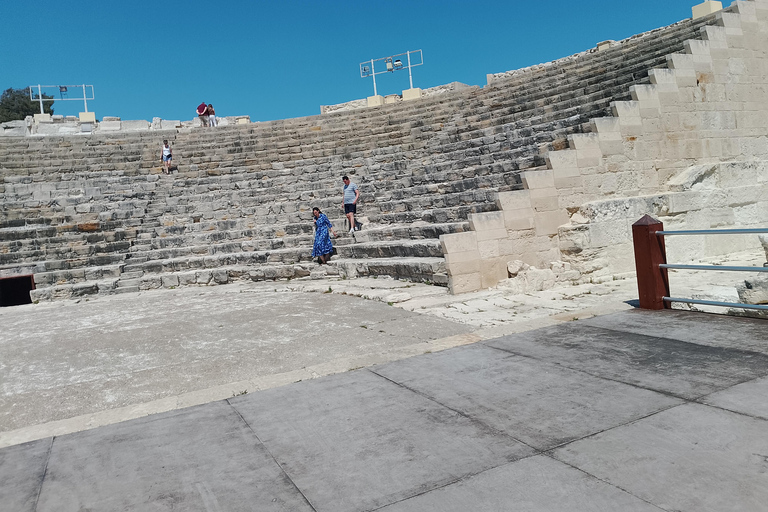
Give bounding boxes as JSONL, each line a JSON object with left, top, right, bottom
{"left": 1, "top": 275, "right": 767, "bottom": 511}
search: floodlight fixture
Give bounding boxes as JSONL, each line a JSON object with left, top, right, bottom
{"left": 29, "top": 84, "right": 95, "bottom": 114}
{"left": 359, "top": 49, "right": 423, "bottom": 97}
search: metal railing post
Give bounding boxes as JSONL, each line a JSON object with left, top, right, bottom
{"left": 632, "top": 215, "right": 670, "bottom": 309}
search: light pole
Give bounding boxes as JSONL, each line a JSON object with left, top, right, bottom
{"left": 29, "top": 84, "right": 95, "bottom": 114}
{"left": 360, "top": 50, "right": 423, "bottom": 97}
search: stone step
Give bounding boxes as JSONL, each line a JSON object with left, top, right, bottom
{"left": 114, "top": 285, "right": 139, "bottom": 294}
{"left": 119, "top": 270, "right": 144, "bottom": 279}
{"left": 336, "top": 240, "right": 444, "bottom": 259}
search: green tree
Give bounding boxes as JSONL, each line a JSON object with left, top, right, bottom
{"left": 0, "top": 88, "right": 54, "bottom": 123}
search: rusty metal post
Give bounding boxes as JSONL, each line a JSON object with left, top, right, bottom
{"left": 632, "top": 215, "right": 670, "bottom": 309}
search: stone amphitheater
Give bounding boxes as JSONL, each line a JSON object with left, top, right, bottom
{"left": 1, "top": 0, "right": 767, "bottom": 305}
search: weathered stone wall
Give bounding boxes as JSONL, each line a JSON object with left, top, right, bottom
{"left": 320, "top": 82, "right": 476, "bottom": 114}
{"left": 442, "top": 0, "right": 768, "bottom": 293}
{"left": 0, "top": 115, "right": 251, "bottom": 137}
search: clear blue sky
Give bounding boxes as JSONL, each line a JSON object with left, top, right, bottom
{"left": 3, "top": 0, "right": 703, "bottom": 123}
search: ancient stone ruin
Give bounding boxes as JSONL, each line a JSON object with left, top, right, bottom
{"left": 1, "top": 0, "right": 767, "bottom": 303}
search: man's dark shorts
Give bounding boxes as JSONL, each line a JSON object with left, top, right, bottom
{"left": 344, "top": 203, "right": 357, "bottom": 214}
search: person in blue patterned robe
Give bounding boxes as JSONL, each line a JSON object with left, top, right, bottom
{"left": 311, "top": 207, "right": 337, "bottom": 264}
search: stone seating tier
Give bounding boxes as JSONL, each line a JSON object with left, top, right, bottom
{"left": 0, "top": 8, "right": 728, "bottom": 299}
{"left": 0, "top": 19, "right": 709, "bottom": 180}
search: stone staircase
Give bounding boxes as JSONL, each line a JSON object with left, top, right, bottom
{"left": 0, "top": 8, "right": 730, "bottom": 301}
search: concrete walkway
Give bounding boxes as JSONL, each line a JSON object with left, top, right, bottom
{"left": 2, "top": 301, "right": 768, "bottom": 510}
{"left": 1, "top": 251, "right": 767, "bottom": 511}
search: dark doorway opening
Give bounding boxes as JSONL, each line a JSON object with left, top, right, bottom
{"left": 0, "top": 275, "right": 35, "bottom": 307}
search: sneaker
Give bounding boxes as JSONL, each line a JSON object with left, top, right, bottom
{"left": 349, "top": 229, "right": 355, "bottom": 235}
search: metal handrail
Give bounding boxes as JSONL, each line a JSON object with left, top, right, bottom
{"left": 656, "top": 228, "right": 768, "bottom": 236}
{"left": 659, "top": 264, "right": 768, "bottom": 272}
{"left": 632, "top": 217, "right": 768, "bottom": 311}
{"left": 664, "top": 297, "right": 768, "bottom": 311}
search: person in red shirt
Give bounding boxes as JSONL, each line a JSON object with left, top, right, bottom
{"left": 196, "top": 102, "right": 209, "bottom": 127}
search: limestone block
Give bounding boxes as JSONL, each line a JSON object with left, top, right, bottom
{"left": 99, "top": 120, "right": 121, "bottom": 131}
{"left": 122, "top": 120, "right": 150, "bottom": 131}
{"left": 596, "top": 40, "right": 614, "bottom": 51}
{"left": 587, "top": 219, "right": 632, "bottom": 248}
{"left": 480, "top": 257, "right": 509, "bottom": 289}
{"left": 629, "top": 84, "right": 660, "bottom": 104}
{"left": 718, "top": 12, "right": 743, "bottom": 29}
{"left": 634, "top": 140, "right": 662, "bottom": 161}
{"left": 496, "top": 190, "right": 531, "bottom": 211}
{"left": 34, "top": 113, "right": 52, "bottom": 124}
{"left": 384, "top": 94, "right": 399, "bottom": 104}
{"left": 444, "top": 247, "right": 482, "bottom": 266}
{"left": 672, "top": 68, "right": 698, "bottom": 87}
{"left": 79, "top": 112, "right": 96, "bottom": 123}
{"left": 402, "top": 88, "right": 422, "bottom": 101}
{"left": 161, "top": 120, "right": 180, "bottom": 130}
{"left": 468, "top": 211, "right": 507, "bottom": 241}
{"left": 196, "top": 270, "right": 212, "bottom": 284}
{"left": 449, "top": 273, "right": 482, "bottom": 294}
{"left": 0, "top": 120, "right": 28, "bottom": 136}
{"left": 737, "top": 275, "right": 768, "bottom": 305}
{"left": 499, "top": 234, "right": 535, "bottom": 263}
{"left": 721, "top": 162, "right": 768, "bottom": 188}
{"left": 576, "top": 147, "right": 603, "bottom": 168}
{"left": 36, "top": 123, "right": 66, "bottom": 135}
{"left": 212, "top": 269, "right": 229, "bottom": 284}
{"left": 648, "top": 69, "right": 676, "bottom": 88}
{"left": 554, "top": 175, "right": 583, "bottom": 189}
{"left": 497, "top": 266, "right": 557, "bottom": 294}
{"left": 701, "top": 25, "right": 729, "bottom": 46}
{"left": 550, "top": 260, "right": 581, "bottom": 282}
{"left": 507, "top": 260, "right": 529, "bottom": 277}
{"left": 552, "top": 164, "right": 580, "bottom": 180}
{"left": 688, "top": 53, "right": 714, "bottom": 73}
{"left": 444, "top": 254, "right": 481, "bottom": 276}
{"left": 503, "top": 209, "right": 535, "bottom": 231}
{"left": 159, "top": 275, "right": 179, "bottom": 288}
{"left": 440, "top": 231, "right": 478, "bottom": 254}
{"left": 591, "top": 117, "right": 621, "bottom": 135}
{"left": 597, "top": 131, "right": 624, "bottom": 156}
{"left": 521, "top": 169, "right": 555, "bottom": 189}
{"left": 706, "top": 207, "right": 738, "bottom": 227}
{"left": 684, "top": 40, "right": 712, "bottom": 57}
{"left": 666, "top": 54, "right": 695, "bottom": 71}
{"left": 478, "top": 239, "right": 500, "bottom": 259}
{"left": 546, "top": 150, "right": 577, "bottom": 170}
{"left": 534, "top": 209, "right": 570, "bottom": 236}
{"left": 568, "top": 133, "right": 600, "bottom": 151}
{"left": 529, "top": 187, "right": 559, "bottom": 212}
{"left": 734, "top": 202, "right": 768, "bottom": 225}
{"left": 761, "top": 235, "right": 768, "bottom": 261}
{"left": 367, "top": 95, "right": 384, "bottom": 107}
{"left": 693, "top": 0, "right": 722, "bottom": 19}
{"left": 732, "top": 0, "right": 756, "bottom": 17}
{"left": 611, "top": 101, "right": 642, "bottom": 127}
